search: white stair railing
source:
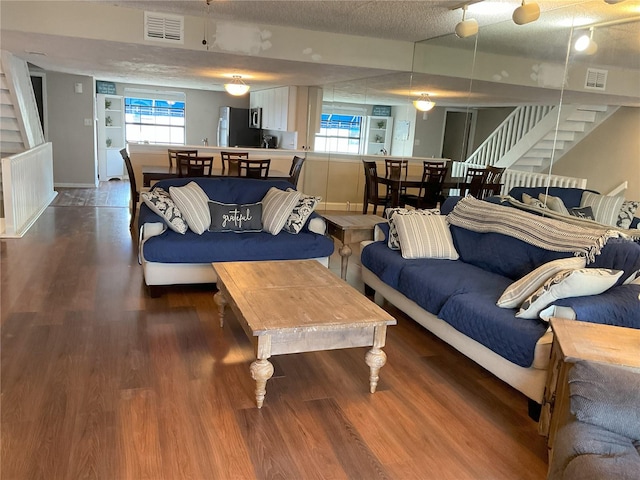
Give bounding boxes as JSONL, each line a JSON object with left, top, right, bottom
{"left": 605, "top": 181, "right": 628, "bottom": 197}
{"left": 466, "top": 105, "right": 554, "bottom": 167}
{"left": 1, "top": 142, "right": 56, "bottom": 237}
{"left": 500, "top": 169, "right": 587, "bottom": 195}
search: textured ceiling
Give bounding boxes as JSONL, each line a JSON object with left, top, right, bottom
{"left": 2, "top": 0, "right": 639, "bottom": 105}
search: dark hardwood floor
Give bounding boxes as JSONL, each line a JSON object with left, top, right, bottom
{"left": 1, "top": 182, "right": 548, "bottom": 479}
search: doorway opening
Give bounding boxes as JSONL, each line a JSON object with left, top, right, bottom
{"left": 441, "top": 109, "right": 476, "bottom": 163}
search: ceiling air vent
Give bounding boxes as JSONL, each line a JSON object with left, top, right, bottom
{"left": 584, "top": 68, "right": 608, "bottom": 91}
{"left": 144, "top": 12, "right": 184, "bottom": 44}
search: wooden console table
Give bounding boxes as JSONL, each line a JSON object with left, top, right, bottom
{"left": 539, "top": 318, "right": 640, "bottom": 456}
{"left": 322, "top": 214, "right": 386, "bottom": 280}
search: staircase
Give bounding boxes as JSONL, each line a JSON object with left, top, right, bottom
{"left": 0, "top": 50, "right": 55, "bottom": 237}
{"left": 453, "top": 104, "right": 618, "bottom": 177}
{"left": 0, "top": 76, "right": 25, "bottom": 158}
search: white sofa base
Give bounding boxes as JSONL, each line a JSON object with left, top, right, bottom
{"left": 142, "top": 256, "right": 330, "bottom": 287}
{"left": 362, "top": 266, "right": 550, "bottom": 404}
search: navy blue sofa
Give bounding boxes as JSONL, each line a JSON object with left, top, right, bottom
{"left": 138, "top": 177, "right": 334, "bottom": 296}
{"left": 508, "top": 186, "right": 640, "bottom": 229}
{"left": 360, "top": 197, "right": 640, "bottom": 405}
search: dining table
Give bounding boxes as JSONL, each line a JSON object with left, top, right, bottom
{"left": 377, "top": 175, "right": 470, "bottom": 208}
{"left": 142, "top": 165, "right": 290, "bottom": 187}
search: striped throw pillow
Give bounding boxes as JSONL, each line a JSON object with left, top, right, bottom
{"left": 496, "top": 256, "right": 586, "bottom": 308}
{"left": 261, "top": 187, "right": 302, "bottom": 235}
{"left": 580, "top": 192, "right": 625, "bottom": 226}
{"left": 385, "top": 207, "right": 440, "bottom": 250}
{"left": 393, "top": 214, "right": 458, "bottom": 260}
{"left": 169, "top": 182, "right": 211, "bottom": 235}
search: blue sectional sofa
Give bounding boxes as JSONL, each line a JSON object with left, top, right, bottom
{"left": 360, "top": 197, "right": 640, "bottom": 406}
{"left": 138, "top": 177, "right": 334, "bottom": 296}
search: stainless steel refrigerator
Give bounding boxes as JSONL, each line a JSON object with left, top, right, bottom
{"left": 217, "top": 106, "right": 261, "bottom": 147}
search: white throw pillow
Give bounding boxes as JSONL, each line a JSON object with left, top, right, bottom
{"left": 580, "top": 192, "right": 625, "bottom": 226}
{"left": 516, "top": 268, "right": 623, "bottom": 320}
{"left": 169, "top": 182, "right": 211, "bottom": 235}
{"left": 623, "top": 269, "right": 640, "bottom": 285}
{"left": 283, "top": 188, "right": 321, "bottom": 234}
{"left": 496, "top": 256, "right": 587, "bottom": 308}
{"left": 522, "top": 193, "right": 547, "bottom": 209}
{"left": 539, "top": 194, "right": 569, "bottom": 216}
{"left": 261, "top": 187, "right": 302, "bottom": 235}
{"left": 385, "top": 207, "right": 440, "bottom": 250}
{"left": 616, "top": 200, "right": 639, "bottom": 229}
{"left": 393, "top": 213, "right": 458, "bottom": 260}
{"left": 141, "top": 187, "right": 188, "bottom": 234}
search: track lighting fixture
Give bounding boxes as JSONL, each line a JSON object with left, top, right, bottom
{"left": 224, "top": 75, "right": 250, "bottom": 96}
{"left": 574, "top": 28, "right": 598, "bottom": 55}
{"left": 455, "top": 5, "right": 479, "bottom": 38}
{"left": 512, "top": 1, "right": 540, "bottom": 25}
{"left": 413, "top": 93, "right": 436, "bottom": 112}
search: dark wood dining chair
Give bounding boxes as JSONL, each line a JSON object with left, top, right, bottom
{"left": 288, "top": 155, "right": 305, "bottom": 187}
{"left": 385, "top": 159, "right": 409, "bottom": 196}
{"left": 401, "top": 164, "right": 449, "bottom": 209}
{"left": 221, "top": 151, "right": 249, "bottom": 176}
{"left": 483, "top": 166, "right": 506, "bottom": 198}
{"left": 120, "top": 148, "right": 139, "bottom": 230}
{"left": 168, "top": 149, "right": 198, "bottom": 169}
{"left": 177, "top": 154, "right": 214, "bottom": 177}
{"left": 362, "top": 160, "right": 389, "bottom": 215}
{"left": 466, "top": 166, "right": 488, "bottom": 198}
{"left": 238, "top": 159, "right": 271, "bottom": 179}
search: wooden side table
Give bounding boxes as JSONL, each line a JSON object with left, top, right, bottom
{"left": 322, "top": 214, "right": 386, "bottom": 280}
{"left": 539, "top": 318, "right": 640, "bottom": 459}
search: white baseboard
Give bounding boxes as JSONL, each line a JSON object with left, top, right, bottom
{"left": 54, "top": 182, "right": 100, "bottom": 188}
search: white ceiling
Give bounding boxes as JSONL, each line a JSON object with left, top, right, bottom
{"left": 2, "top": 0, "right": 639, "bottom": 106}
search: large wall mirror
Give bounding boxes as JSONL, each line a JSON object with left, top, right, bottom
{"left": 307, "top": 0, "right": 639, "bottom": 212}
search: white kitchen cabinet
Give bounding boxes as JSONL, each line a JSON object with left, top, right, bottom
{"left": 363, "top": 116, "right": 393, "bottom": 155}
{"left": 250, "top": 86, "right": 297, "bottom": 131}
{"left": 97, "top": 93, "right": 126, "bottom": 180}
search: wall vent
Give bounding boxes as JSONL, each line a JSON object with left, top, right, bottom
{"left": 584, "top": 68, "right": 608, "bottom": 91}
{"left": 144, "top": 12, "right": 184, "bottom": 44}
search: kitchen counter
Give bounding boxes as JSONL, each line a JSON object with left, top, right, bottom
{"left": 128, "top": 142, "right": 450, "bottom": 211}
{"left": 127, "top": 143, "right": 305, "bottom": 190}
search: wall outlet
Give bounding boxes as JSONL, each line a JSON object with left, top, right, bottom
{"left": 84, "top": 118, "right": 93, "bottom": 126}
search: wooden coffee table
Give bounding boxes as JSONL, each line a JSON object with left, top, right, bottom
{"left": 213, "top": 260, "right": 396, "bottom": 408}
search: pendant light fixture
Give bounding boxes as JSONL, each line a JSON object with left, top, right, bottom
{"left": 574, "top": 27, "right": 598, "bottom": 55}
{"left": 455, "top": 4, "right": 479, "bottom": 38}
{"left": 512, "top": 1, "right": 540, "bottom": 25}
{"left": 224, "top": 75, "right": 250, "bottom": 96}
{"left": 413, "top": 93, "right": 435, "bottom": 112}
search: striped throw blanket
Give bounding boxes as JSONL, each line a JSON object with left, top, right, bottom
{"left": 446, "top": 196, "right": 621, "bottom": 263}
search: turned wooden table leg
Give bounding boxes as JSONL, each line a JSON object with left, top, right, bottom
{"left": 338, "top": 243, "right": 352, "bottom": 280}
{"left": 365, "top": 347, "right": 387, "bottom": 393}
{"left": 250, "top": 359, "right": 274, "bottom": 408}
{"left": 214, "top": 291, "right": 226, "bottom": 327}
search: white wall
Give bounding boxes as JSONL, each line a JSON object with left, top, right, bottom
{"left": 412, "top": 107, "right": 446, "bottom": 158}
{"left": 46, "top": 72, "right": 96, "bottom": 186}
{"left": 43, "top": 74, "right": 251, "bottom": 186}
{"left": 552, "top": 107, "right": 640, "bottom": 200}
